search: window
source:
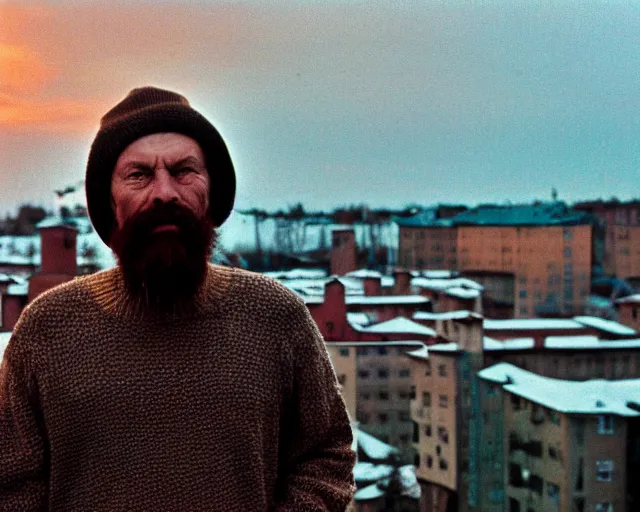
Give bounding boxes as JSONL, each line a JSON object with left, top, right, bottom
{"left": 547, "top": 482, "right": 560, "bottom": 504}
{"left": 399, "top": 411, "right": 410, "bottom": 422}
{"left": 378, "top": 413, "right": 389, "bottom": 423}
{"left": 597, "top": 415, "right": 615, "bottom": 435}
{"left": 426, "top": 455, "right": 433, "bottom": 468}
{"left": 379, "top": 391, "right": 389, "bottom": 400}
{"left": 439, "top": 458, "right": 448, "bottom": 470}
{"left": 378, "top": 368, "right": 389, "bottom": 379}
{"left": 424, "top": 425, "right": 432, "bottom": 437}
{"left": 337, "top": 374, "right": 346, "bottom": 386}
{"left": 377, "top": 346, "right": 387, "bottom": 356}
{"left": 360, "top": 392, "right": 370, "bottom": 400}
{"left": 596, "top": 460, "right": 614, "bottom": 482}
{"left": 358, "top": 370, "right": 370, "bottom": 379}
{"left": 595, "top": 503, "right": 613, "bottom": 512}
{"left": 425, "top": 361, "right": 432, "bottom": 375}
{"left": 564, "top": 247, "right": 572, "bottom": 258}
{"left": 399, "top": 434, "right": 409, "bottom": 444}
{"left": 339, "top": 347, "right": 349, "bottom": 357}
{"left": 423, "top": 392, "right": 431, "bottom": 407}
{"left": 439, "top": 394, "right": 448, "bottom": 408}
{"left": 437, "top": 426, "right": 449, "bottom": 443}
{"left": 399, "top": 368, "right": 410, "bottom": 378}
{"left": 438, "top": 364, "right": 447, "bottom": 377}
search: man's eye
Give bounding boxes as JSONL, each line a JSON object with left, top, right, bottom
{"left": 128, "top": 171, "right": 148, "bottom": 179}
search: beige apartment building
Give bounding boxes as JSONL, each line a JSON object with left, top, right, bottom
{"left": 479, "top": 362, "right": 640, "bottom": 512}
{"left": 326, "top": 341, "right": 425, "bottom": 464}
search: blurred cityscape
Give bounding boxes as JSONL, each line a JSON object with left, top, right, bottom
{"left": 1, "top": 192, "right": 640, "bottom": 512}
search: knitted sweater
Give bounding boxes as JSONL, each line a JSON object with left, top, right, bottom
{"left": 0, "top": 264, "right": 356, "bottom": 511}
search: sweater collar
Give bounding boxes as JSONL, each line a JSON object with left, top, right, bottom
{"left": 86, "top": 263, "right": 234, "bottom": 323}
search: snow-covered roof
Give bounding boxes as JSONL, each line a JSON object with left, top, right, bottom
{"left": 347, "top": 312, "right": 371, "bottom": 326}
{"left": 357, "top": 428, "right": 399, "bottom": 460}
{"left": 445, "top": 287, "right": 481, "bottom": 300}
{"left": 263, "top": 268, "right": 328, "bottom": 280}
{"left": 483, "top": 337, "right": 536, "bottom": 351}
{"left": 484, "top": 318, "right": 585, "bottom": 331}
{"left": 545, "top": 336, "right": 640, "bottom": 350}
{"left": 381, "top": 277, "right": 394, "bottom": 287}
{"left": 352, "top": 317, "right": 436, "bottom": 337}
{"left": 345, "top": 269, "right": 383, "bottom": 279}
{"left": 354, "top": 465, "right": 420, "bottom": 502}
{"left": 411, "top": 277, "right": 483, "bottom": 291}
{"left": 326, "top": 341, "right": 426, "bottom": 348}
{"left": 406, "top": 345, "right": 429, "bottom": 360}
{"left": 354, "top": 483, "right": 385, "bottom": 501}
{"left": 346, "top": 295, "right": 430, "bottom": 306}
{"left": 617, "top": 294, "right": 640, "bottom": 304}
{"left": 413, "top": 310, "right": 479, "bottom": 321}
{"left": 573, "top": 316, "right": 637, "bottom": 336}
{"left": 0, "top": 331, "right": 11, "bottom": 358}
{"left": 6, "top": 282, "right": 28, "bottom": 296}
{"left": 478, "top": 362, "right": 640, "bottom": 416}
{"left": 427, "top": 342, "right": 460, "bottom": 353}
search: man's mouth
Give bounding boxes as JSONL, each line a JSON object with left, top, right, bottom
{"left": 152, "top": 223, "right": 179, "bottom": 234}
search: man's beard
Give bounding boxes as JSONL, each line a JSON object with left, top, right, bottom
{"left": 110, "top": 203, "right": 218, "bottom": 314}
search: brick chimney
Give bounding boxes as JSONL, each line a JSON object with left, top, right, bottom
{"left": 393, "top": 268, "right": 412, "bottom": 295}
{"left": 331, "top": 228, "right": 357, "bottom": 276}
{"left": 28, "top": 217, "right": 78, "bottom": 302}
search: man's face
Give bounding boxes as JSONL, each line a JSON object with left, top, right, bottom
{"left": 109, "top": 132, "right": 216, "bottom": 313}
{"left": 111, "top": 132, "right": 210, "bottom": 227}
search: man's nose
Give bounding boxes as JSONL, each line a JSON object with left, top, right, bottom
{"left": 151, "top": 169, "right": 179, "bottom": 204}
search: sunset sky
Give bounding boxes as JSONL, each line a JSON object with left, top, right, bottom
{"left": 1, "top": 0, "right": 639, "bottom": 215}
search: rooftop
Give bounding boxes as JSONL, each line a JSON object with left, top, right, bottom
{"left": 351, "top": 317, "right": 437, "bottom": 337}
{"left": 483, "top": 318, "right": 586, "bottom": 331}
{"left": 478, "top": 362, "right": 640, "bottom": 416}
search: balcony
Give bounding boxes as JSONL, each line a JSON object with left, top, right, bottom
{"left": 410, "top": 401, "right": 431, "bottom": 423}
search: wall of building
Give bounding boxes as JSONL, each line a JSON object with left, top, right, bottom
{"left": 326, "top": 343, "right": 358, "bottom": 422}
{"left": 398, "top": 227, "right": 458, "bottom": 270}
{"left": 619, "top": 302, "right": 640, "bottom": 332}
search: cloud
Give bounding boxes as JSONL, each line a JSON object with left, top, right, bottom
{"left": 0, "top": 44, "right": 56, "bottom": 94}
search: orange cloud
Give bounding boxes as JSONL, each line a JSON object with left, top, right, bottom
{"left": 0, "top": 92, "right": 101, "bottom": 133}
{"left": 0, "top": 43, "right": 56, "bottom": 94}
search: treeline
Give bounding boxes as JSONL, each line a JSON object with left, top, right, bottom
{"left": 1, "top": 204, "right": 88, "bottom": 236}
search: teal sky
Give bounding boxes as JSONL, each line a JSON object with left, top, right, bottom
{"left": 1, "top": 1, "right": 638, "bottom": 214}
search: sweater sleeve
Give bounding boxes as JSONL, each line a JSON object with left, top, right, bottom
{"left": 273, "top": 302, "right": 356, "bottom": 512}
{"left": 0, "top": 329, "right": 49, "bottom": 510}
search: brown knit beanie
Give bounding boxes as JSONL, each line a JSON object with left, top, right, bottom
{"left": 86, "top": 86, "right": 236, "bottom": 244}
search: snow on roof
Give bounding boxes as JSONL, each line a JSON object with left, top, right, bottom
{"left": 357, "top": 428, "right": 399, "bottom": 460}
{"left": 483, "top": 337, "right": 536, "bottom": 351}
{"left": 413, "top": 310, "right": 477, "bottom": 321}
{"left": 345, "top": 269, "right": 383, "bottom": 279}
{"left": 545, "top": 336, "right": 640, "bottom": 350}
{"left": 354, "top": 483, "right": 385, "bottom": 501}
{"left": 346, "top": 295, "right": 430, "bottom": 305}
{"left": 406, "top": 345, "right": 429, "bottom": 360}
{"left": 7, "top": 282, "right": 28, "bottom": 296}
{"left": 573, "top": 316, "right": 637, "bottom": 336}
{"left": 347, "top": 312, "right": 371, "bottom": 326}
{"left": 263, "top": 268, "right": 327, "bottom": 280}
{"left": 617, "top": 294, "right": 640, "bottom": 304}
{"left": 354, "top": 462, "right": 393, "bottom": 483}
{"left": 381, "top": 277, "right": 394, "bottom": 287}
{"left": 478, "top": 362, "right": 640, "bottom": 416}
{"left": 353, "top": 317, "right": 436, "bottom": 336}
{"left": 445, "top": 286, "right": 481, "bottom": 300}
{"left": 327, "top": 341, "right": 426, "bottom": 348}
{"left": 0, "top": 332, "right": 11, "bottom": 358}
{"left": 483, "top": 318, "right": 585, "bottom": 331}
{"left": 421, "top": 270, "right": 459, "bottom": 279}
{"left": 411, "top": 277, "right": 483, "bottom": 291}
{"left": 427, "top": 342, "right": 460, "bottom": 353}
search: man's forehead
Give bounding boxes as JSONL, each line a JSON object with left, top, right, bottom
{"left": 116, "top": 133, "right": 206, "bottom": 166}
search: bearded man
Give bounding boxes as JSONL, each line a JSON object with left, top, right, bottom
{"left": 0, "top": 87, "right": 356, "bottom": 511}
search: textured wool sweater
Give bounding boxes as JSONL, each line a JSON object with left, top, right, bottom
{"left": 0, "top": 264, "right": 356, "bottom": 511}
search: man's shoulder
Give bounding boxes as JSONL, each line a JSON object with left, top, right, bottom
{"left": 20, "top": 269, "right": 116, "bottom": 320}
{"left": 216, "top": 265, "right": 303, "bottom": 303}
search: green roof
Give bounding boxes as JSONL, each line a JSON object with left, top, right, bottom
{"left": 396, "top": 202, "right": 595, "bottom": 228}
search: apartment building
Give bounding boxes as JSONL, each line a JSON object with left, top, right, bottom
{"left": 574, "top": 199, "right": 640, "bottom": 283}
{"left": 396, "top": 202, "right": 599, "bottom": 318}
{"left": 478, "top": 363, "right": 640, "bottom": 512}
{"left": 327, "top": 341, "right": 425, "bottom": 464}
